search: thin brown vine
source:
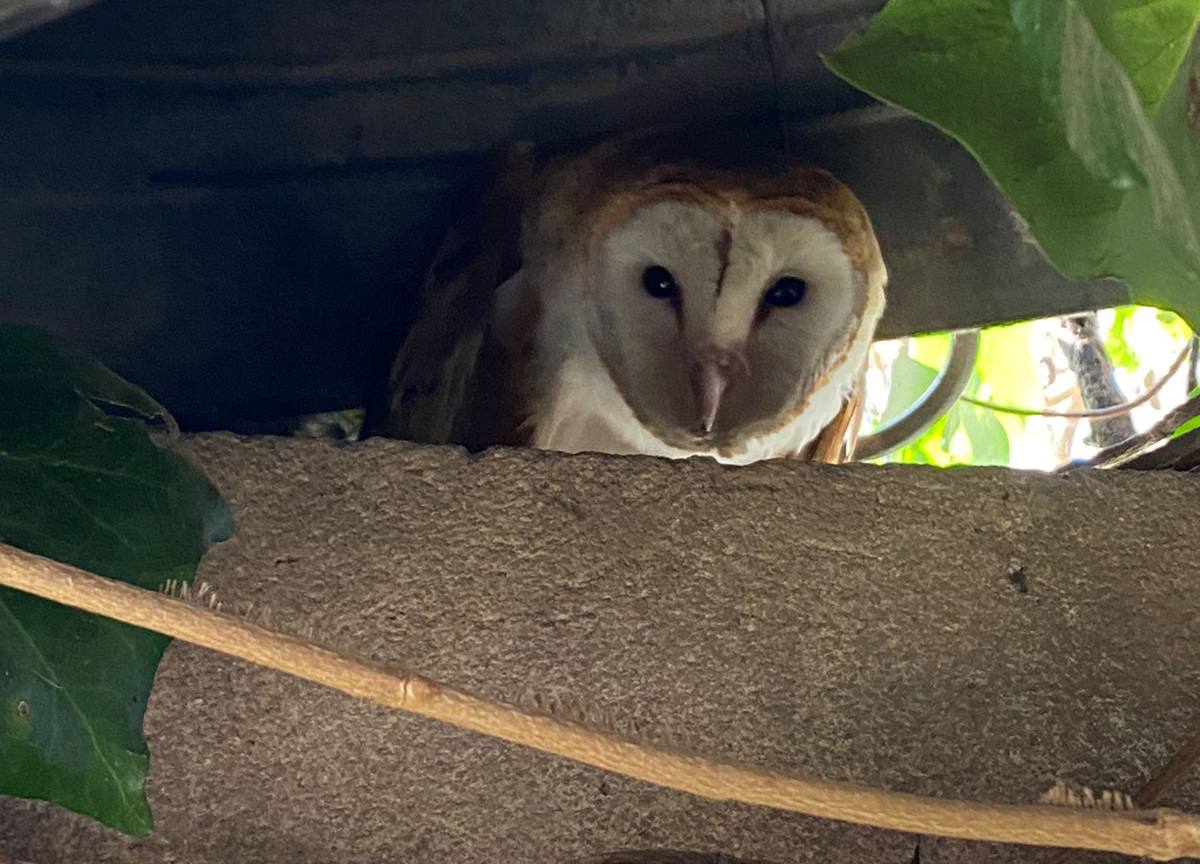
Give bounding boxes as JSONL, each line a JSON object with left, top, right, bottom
{"left": 960, "top": 341, "right": 1191, "bottom": 420}
{"left": 2, "top": 543, "right": 1200, "bottom": 860}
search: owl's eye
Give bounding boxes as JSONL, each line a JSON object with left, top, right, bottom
{"left": 763, "top": 277, "right": 807, "bottom": 308}
{"left": 641, "top": 265, "right": 678, "bottom": 300}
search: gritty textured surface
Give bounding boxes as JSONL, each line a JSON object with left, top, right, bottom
{"left": 4, "top": 435, "right": 1200, "bottom": 863}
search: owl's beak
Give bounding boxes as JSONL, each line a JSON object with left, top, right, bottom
{"left": 689, "top": 346, "right": 747, "bottom": 435}
{"left": 692, "top": 360, "right": 727, "bottom": 435}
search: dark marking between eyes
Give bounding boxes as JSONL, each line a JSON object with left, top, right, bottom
{"left": 714, "top": 226, "right": 732, "bottom": 297}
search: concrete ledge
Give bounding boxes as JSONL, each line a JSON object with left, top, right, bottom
{"left": 4, "top": 435, "right": 1200, "bottom": 863}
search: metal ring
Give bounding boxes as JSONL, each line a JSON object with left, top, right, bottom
{"left": 854, "top": 329, "right": 981, "bottom": 461}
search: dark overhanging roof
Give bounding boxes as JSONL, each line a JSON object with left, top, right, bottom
{"left": 0, "top": 0, "right": 101, "bottom": 42}
{"left": 0, "top": 0, "right": 1125, "bottom": 428}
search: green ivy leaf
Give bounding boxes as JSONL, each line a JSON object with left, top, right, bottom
{"left": 824, "top": 0, "right": 1200, "bottom": 325}
{"left": 972, "top": 325, "right": 1039, "bottom": 418}
{"left": 1155, "top": 309, "right": 1195, "bottom": 344}
{"left": 873, "top": 343, "right": 960, "bottom": 465}
{"left": 961, "top": 405, "right": 1011, "bottom": 466}
{"left": 0, "top": 325, "right": 233, "bottom": 835}
{"left": 880, "top": 349, "right": 939, "bottom": 427}
{"left": 939, "top": 405, "right": 963, "bottom": 451}
{"left": 1172, "top": 414, "right": 1200, "bottom": 438}
{"left": 1104, "top": 307, "right": 1141, "bottom": 372}
{"left": 1085, "top": 1, "right": 1200, "bottom": 112}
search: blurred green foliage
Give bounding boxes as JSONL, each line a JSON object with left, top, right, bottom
{"left": 826, "top": 0, "right": 1200, "bottom": 327}
{"left": 871, "top": 307, "right": 1193, "bottom": 467}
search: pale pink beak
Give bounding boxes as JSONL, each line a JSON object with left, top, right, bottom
{"left": 691, "top": 361, "right": 728, "bottom": 434}
{"left": 689, "top": 346, "right": 747, "bottom": 435}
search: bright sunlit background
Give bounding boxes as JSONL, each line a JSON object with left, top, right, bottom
{"left": 862, "top": 307, "right": 1196, "bottom": 470}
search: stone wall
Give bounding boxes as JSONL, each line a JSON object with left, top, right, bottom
{"left": 4, "top": 435, "right": 1200, "bottom": 863}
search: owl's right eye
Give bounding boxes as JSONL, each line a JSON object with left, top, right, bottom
{"left": 641, "top": 265, "right": 678, "bottom": 300}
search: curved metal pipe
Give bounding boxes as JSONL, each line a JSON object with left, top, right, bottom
{"left": 853, "top": 329, "right": 981, "bottom": 461}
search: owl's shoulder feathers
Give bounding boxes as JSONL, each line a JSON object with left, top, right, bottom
{"left": 373, "top": 145, "right": 539, "bottom": 449}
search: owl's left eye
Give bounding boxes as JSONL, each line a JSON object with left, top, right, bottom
{"left": 763, "top": 277, "right": 807, "bottom": 308}
{"left": 641, "top": 265, "right": 678, "bottom": 300}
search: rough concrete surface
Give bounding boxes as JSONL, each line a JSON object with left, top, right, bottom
{"left": 4, "top": 435, "right": 1200, "bottom": 863}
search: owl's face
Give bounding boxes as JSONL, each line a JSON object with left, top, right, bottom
{"left": 585, "top": 186, "right": 883, "bottom": 454}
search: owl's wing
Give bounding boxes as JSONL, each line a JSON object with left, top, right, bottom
{"left": 812, "top": 383, "right": 866, "bottom": 463}
{"left": 788, "top": 374, "right": 866, "bottom": 464}
{"left": 373, "top": 144, "right": 536, "bottom": 449}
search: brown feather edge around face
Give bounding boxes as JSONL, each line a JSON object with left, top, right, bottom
{"left": 716, "top": 189, "right": 882, "bottom": 460}
{"left": 557, "top": 139, "right": 885, "bottom": 460}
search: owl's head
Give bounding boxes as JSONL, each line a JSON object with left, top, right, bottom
{"left": 580, "top": 163, "right": 886, "bottom": 455}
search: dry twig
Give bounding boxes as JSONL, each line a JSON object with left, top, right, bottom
{"left": 962, "top": 341, "right": 1191, "bottom": 420}
{"left": 3, "top": 542, "right": 1200, "bottom": 861}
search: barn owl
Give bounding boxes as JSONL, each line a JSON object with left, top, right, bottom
{"left": 373, "top": 132, "right": 886, "bottom": 465}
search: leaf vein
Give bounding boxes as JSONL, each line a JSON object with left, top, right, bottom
{"left": 0, "top": 597, "right": 137, "bottom": 812}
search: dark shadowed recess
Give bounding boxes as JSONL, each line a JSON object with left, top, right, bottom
{"left": 0, "top": 0, "right": 1125, "bottom": 430}
{"left": 0, "top": 0, "right": 101, "bottom": 41}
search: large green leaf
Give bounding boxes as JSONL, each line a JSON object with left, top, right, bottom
{"left": 879, "top": 350, "right": 939, "bottom": 427}
{"left": 0, "top": 325, "right": 233, "bottom": 835}
{"left": 824, "top": 0, "right": 1200, "bottom": 325}
{"left": 960, "top": 403, "right": 1011, "bottom": 466}
{"left": 876, "top": 349, "right": 949, "bottom": 465}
